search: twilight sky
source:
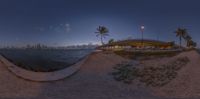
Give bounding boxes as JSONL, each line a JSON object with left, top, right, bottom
{"left": 0, "top": 0, "right": 200, "bottom": 47}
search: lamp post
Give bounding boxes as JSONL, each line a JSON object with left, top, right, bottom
{"left": 140, "top": 25, "right": 145, "bottom": 48}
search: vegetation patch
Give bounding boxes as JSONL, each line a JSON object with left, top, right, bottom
{"left": 112, "top": 57, "right": 190, "bottom": 87}
{"left": 114, "top": 51, "right": 180, "bottom": 60}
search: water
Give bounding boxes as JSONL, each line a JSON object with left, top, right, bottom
{"left": 0, "top": 49, "right": 93, "bottom": 72}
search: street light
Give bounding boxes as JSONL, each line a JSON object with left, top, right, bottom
{"left": 140, "top": 25, "right": 145, "bottom": 48}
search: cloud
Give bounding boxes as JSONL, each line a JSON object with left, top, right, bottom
{"left": 51, "top": 23, "right": 71, "bottom": 33}
{"left": 54, "top": 26, "right": 62, "bottom": 33}
{"left": 64, "top": 23, "right": 71, "bottom": 32}
{"left": 35, "top": 23, "right": 71, "bottom": 33}
{"left": 49, "top": 25, "right": 54, "bottom": 30}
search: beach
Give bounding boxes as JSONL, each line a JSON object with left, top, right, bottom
{"left": 0, "top": 50, "right": 200, "bottom": 99}
{"left": 152, "top": 50, "right": 200, "bottom": 98}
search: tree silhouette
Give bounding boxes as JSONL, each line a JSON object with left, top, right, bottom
{"left": 175, "top": 28, "right": 187, "bottom": 48}
{"left": 95, "top": 26, "right": 109, "bottom": 45}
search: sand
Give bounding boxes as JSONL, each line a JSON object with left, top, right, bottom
{"left": 0, "top": 50, "right": 200, "bottom": 99}
{"left": 152, "top": 50, "right": 200, "bottom": 98}
{"left": 0, "top": 52, "right": 158, "bottom": 99}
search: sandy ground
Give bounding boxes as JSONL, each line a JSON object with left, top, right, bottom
{"left": 152, "top": 50, "right": 200, "bottom": 98}
{"left": 0, "top": 52, "right": 160, "bottom": 99}
{"left": 0, "top": 51, "right": 200, "bottom": 99}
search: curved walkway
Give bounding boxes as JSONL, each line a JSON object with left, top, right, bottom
{"left": 1, "top": 51, "right": 199, "bottom": 99}
{"left": 0, "top": 55, "right": 88, "bottom": 82}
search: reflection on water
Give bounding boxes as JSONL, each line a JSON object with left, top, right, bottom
{"left": 0, "top": 49, "right": 93, "bottom": 72}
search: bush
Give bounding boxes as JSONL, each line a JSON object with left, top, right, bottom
{"left": 114, "top": 51, "right": 180, "bottom": 60}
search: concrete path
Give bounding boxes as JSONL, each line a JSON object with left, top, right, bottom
{"left": 0, "top": 52, "right": 197, "bottom": 99}
{"left": 0, "top": 55, "right": 88, "bottom": 81}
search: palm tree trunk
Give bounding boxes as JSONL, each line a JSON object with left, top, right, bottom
{"left": 101, "top": 35, "right": 104, "bottom": 45}
{"left": 187, "top": 38, "right": 191, "bottom": 48}
{"left": 179, "top": 36, "right": 182, "bottom": 48}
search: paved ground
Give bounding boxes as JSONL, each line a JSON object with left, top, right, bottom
{"left": 0, "top": 52, "right": 198, "bottom": 99}
{"left": 0, "top": 54, "right": 87, "bottom": 81}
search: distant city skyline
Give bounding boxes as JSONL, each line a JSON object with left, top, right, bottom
{"left": 0, "top": 0, "right": 200, "bottom": 47}
{"left": 0, "top": 43, "right": 98, "bottom": 49}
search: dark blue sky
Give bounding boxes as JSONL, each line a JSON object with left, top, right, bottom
{"left": 0, "top": 0, "right": 200, "bottom": 47}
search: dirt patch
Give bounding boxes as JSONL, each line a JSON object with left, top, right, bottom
{"left": 112, "top": 57, "right": 189, "bottom": 87}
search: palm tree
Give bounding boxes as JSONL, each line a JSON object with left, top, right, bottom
{"left": 175, "top": 28, "right": 187, "bottom": 48}
{"left": 95, "top": 26, "right": 109, "bottom": 45}
{"left": 192, "top": 41, "right": 197, "bottom": 48}
{"left": 187, "top": 40, "right": 197, "bottom": 48}
{"left": 108, "top": 38, "right": 114, "bottom": 44}
{"left": 187, "top": 40, "right": 193, "bottom": 48}
{"left": 184, "top": 35, "right": 192, "bottom": 47}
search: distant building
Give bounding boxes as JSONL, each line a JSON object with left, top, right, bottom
{"left": 98, "top": 39, "right": 177, "bottom": 50}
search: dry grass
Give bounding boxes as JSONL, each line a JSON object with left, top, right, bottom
{"left": 114, "top": 50, "right": 180, "bottom": 60}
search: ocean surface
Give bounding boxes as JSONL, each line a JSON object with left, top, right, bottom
{"left": 0, "top": 49, "right": 93, "bottom": 72}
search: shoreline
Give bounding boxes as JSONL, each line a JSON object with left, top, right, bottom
{"left": 0, "top": 49, "right": 94, "bottom": 72}
{"left": 0, "top": 52, "right": 92, "bottom": 82}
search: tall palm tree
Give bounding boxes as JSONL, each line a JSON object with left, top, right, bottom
{"left": 108, "top": 38, "right": 114, "bottom": 44}
{"left": 187, "top": 40, "right": 196, "bottom": 48}
{"left": 187, "top": 40, "right": 193, "bottom": 48}
{"left": 95, "top": 26, "right": 109, "bottom": 45}
{"left": 184, "top": 35, "right": 192, "bottom": 47}
{"left": 175, "top": 28, "right": 187, "bottom": 48}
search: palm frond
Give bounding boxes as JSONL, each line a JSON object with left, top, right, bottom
{"left": 96, "top": 34, "right": 100, "bottom": 37}
{"left": 103, "top": 33, "right": 109, "bottom": 36}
